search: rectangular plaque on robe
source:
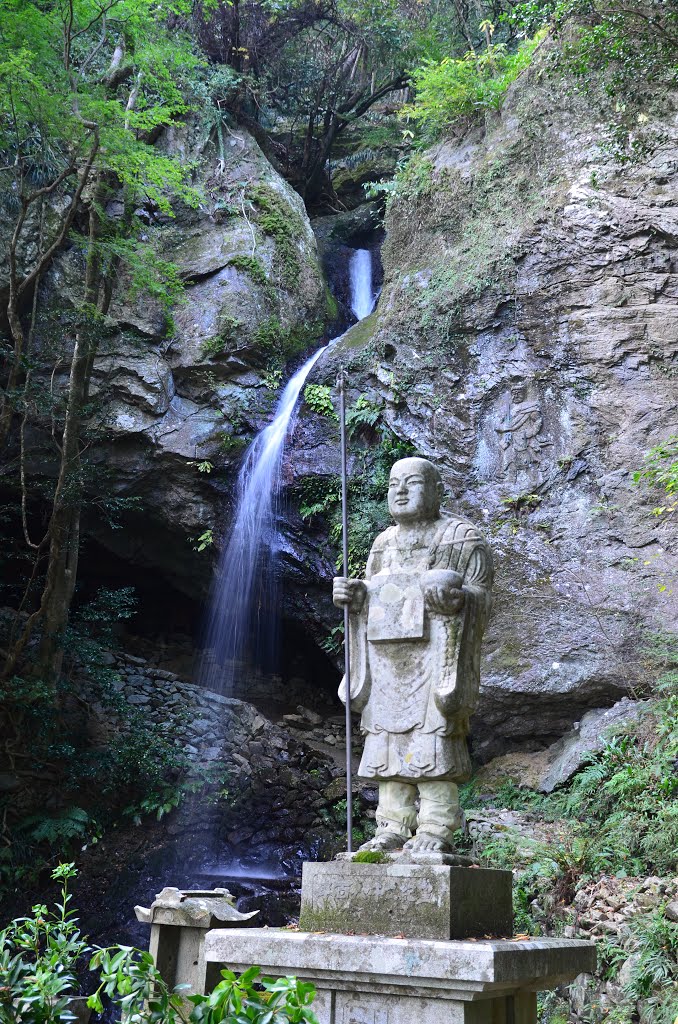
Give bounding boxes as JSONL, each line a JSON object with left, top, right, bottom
{"left": 367, "top": 573, "right": 425, "bottom": 643}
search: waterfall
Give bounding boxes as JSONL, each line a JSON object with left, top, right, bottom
{"left": 199, "top": 248, "right": 376, "bottom": 695}
{"left": 349, "top": 248, "right": 375, "bottom": 320}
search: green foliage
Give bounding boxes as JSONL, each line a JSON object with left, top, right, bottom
{"left": 303, "top": 384, "right": 337, "bottom": 420}
{"left": 0, "top": 0, "right": 201, "bottom": 212}
{"left": 262, "top": 367, "right": 283, "bottom": 391}
{"left": 1, "top": 865, "right": 318, "bottom": 1024}
{"left": 188, "top": 969, "right": 318, "bottom": 1024}
{"left": 202, "top": 315, "right": 243, "bottom": 359}
{"left": 403, "top": 32, "right": 543, "bottom": 141}
{"left": 633, "top": 435, "right": 678, "bottom": 516}
{"left": 511, "top": 0, "right": 678, "bottom": 163}
{"left": 298, "top": 476, "right": 341, "bottom": 523}
{"left": 253, "top": 317, "right": 317, "bottom": 369}
{"left": 192, "top": 529, "right": 214, "bottom": 552}
{"left": 0, "top": 589, "right": 194, "bottom": 899}
{"left": 319, "top": 797, "right": 375, "bottom": 850}
{"left": 345, "top": 395, "right": 383, "bottom": 436}
{"left": 217, "top": 433, "right": 249, "bottom": 458}
{"left": 0, "top": 863, "right": 89, "bottom": 1024}
{"left": 18, "top": 807, "right": 92, "bottom": 848}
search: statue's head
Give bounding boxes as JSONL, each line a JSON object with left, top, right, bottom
{"left": 388, "top": 457, "right": 444, "bottom": 524}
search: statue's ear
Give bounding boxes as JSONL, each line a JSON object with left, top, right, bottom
{"left": 436, "top": 480, "right": 445, "bottom": 502}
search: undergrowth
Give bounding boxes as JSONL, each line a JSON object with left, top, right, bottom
{"left": 467, "top": 632, "right": 678, "bottom": 1022}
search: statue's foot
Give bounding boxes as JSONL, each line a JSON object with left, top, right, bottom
{"left": 403, "top": 832, "right": 450, "bottom": 853}
{"left": 358, "top": 830, "right": 408, "bottom": 853}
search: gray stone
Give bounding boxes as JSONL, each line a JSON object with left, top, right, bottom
{"left": 665, "top": 901, "right": 678, "bottom": 923}
{"left": 127, "top": 694, "right": 151, "bottom": 705}
{"left": 296, "top": 705, "right": 323, "bottom": 726}
{"left": 333, "top": 457, "right": 492, "bottom": 854}
{"left": 205, "top": 928, "right": 596, "bottom": 1023}
{"left": 202, "top": 746, "right": 223, "bottom": 761}
{"left": 289, "top": 70, "right": 678, "bottom": 759}
{"left": 191, "top": 718, "right": 212, "bottom": 735}
{"left": 539, "top": 698, "right": 650, "bottom": 792}
{"left": 300, "top": 862, "right": 512, "bottom": 941}
{"left": 135, "top": 888, "right": 259, "bottom": 1006}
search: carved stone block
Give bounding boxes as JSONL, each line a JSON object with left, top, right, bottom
{"left": 299, "top": 861, "right": 513, "bottom": 940}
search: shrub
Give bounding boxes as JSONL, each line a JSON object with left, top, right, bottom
{"left": 1, "top": 865, "right": 319, "bottom": 1024}
{"left": 633, "top": 436, "right": 678, "bottom": 516}
{"left": 303, "top": 384, "right": 337, "bottom": 419}
{"left": 403, "top": 33, "right": 543, "bottom": 141}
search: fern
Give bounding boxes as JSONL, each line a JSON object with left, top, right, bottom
{"left": 345, "top": 394, "right": 383, "bottom": 436}
{"left": 20, "top": 807, "right": 91, "bottom": 846}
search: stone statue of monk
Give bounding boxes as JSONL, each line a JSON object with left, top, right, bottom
{"left": 333, "top": 457, "right": 493, "bottom": 853}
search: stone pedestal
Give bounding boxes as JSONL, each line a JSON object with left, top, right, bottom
{"left": 300, "top": 862, "right": 513, "bottom": 940}
{"left": 204, "top": 928, "right": 596, "bottom": 1024}
{"left": 138, "top": 869, "right": 596, "bottom": 1023}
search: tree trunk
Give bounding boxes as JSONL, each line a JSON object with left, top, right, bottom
{"left": 36, "top": 194, "right": 103, "bottom": 679}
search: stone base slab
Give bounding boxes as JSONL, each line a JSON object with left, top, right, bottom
{"left": 205, "top": 928, "right": 597, "bottom": 1024}
{"left": 299, "top": 861, "right": 513, "bottom": 940}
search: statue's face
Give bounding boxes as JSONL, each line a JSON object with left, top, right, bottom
{"left": 388, "top": 458, "right": 441, "bottom": 523}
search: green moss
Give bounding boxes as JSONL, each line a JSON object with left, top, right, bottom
{"left": 248, "top": 184, "right": 301, "bottom": 290}
{"left": 333, "top": 310, "right": 378, "bottom": 356}
{"left": 253, "top": 315, "right": 323, "bottom": 368}
{"left": 325, "top": 284, "right": 339, "bottom": 322}
{"left": 217, "top": 433, "right": 249, "bottom": 457}
{"left": 201, "top": 314, "right": 242, "bottom": 359}
{"left": 352, "top": 850, "right": 389, "bottom": 864}
{"left": 228, "top": 254, "right": 268, "bottom": 285}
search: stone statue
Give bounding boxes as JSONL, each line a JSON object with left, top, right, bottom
{"left": 333, "top": 457, "right": 493, "bottom": 853}
{"left": 495, "top": 389, "right": 548, "bottom": 483}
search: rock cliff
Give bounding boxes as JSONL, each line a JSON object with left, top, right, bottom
{"left": 289, "top": 59, "right": 678, "bottom": 758}
{"left": 6, "top": 61, "right": 676, "bottom": 760}
{"left": 18, "top": 123, "right": 332, "bottom": 602}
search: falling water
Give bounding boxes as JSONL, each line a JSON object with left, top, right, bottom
{"left": 198, "top": 248, "right": 376, "bottom": 696}
{"left": 349, "top": 248, "right": 375, "bottom": 320}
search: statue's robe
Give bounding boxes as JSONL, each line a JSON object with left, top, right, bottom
{"left": 339, "top": 514, "right": 493, "bottom": 783}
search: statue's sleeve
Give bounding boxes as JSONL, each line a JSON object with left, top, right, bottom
{"left": 338, "top": 534, "right": 386, "bottom": 712}
{"left": 432, "top": 525, "right": 493, "bottom": 716}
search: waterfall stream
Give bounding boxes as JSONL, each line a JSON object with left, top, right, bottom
{"left": 349, "top": 248, "right": 375, "bottom": 320}
{"left": 199, "top": 248, "right": 375, "bottom": 696}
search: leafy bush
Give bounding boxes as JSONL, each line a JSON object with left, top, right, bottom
{"left": 303, "top": 384, "right": 337, "bottom": 420}
{"left": 403, "top": 32, "right": 543, "bottom": 141}
{"left": 1, "top": 865, "right": 319, "bottom": 1024}
{"left": 511, "top": 0, "right": 678, "bottom": 162}
{"left": 633, "top": 435, "right": 678, "bottom": 516}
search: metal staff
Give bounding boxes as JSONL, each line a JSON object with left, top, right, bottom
{"left": 338, "top": 369, "right": 353, "bottom": 853}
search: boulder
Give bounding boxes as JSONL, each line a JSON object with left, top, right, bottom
{"left": 538, "top": 698, "right": 651, "bottom": 793}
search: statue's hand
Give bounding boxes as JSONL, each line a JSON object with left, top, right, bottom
{"left": 424, "top": 583, "right": 465, "bottom": 615}
{"left": 333, "top": 577, "right": 367, "bottom": 612}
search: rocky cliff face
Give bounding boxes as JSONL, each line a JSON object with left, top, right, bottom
{"left": 289, "top": 60, "right": 678, "bottom": 758}
{"left": 7, "top": 64, "right": 676, "bottom": 759}
{"left": 22, "top": 123, "right": 332, "bottom": 603}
